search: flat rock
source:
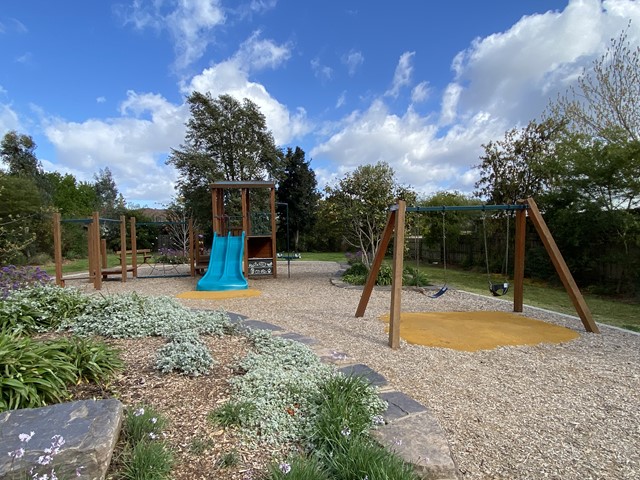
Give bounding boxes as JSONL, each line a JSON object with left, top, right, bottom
{"left": 338, "top": 363, "right": 388, "bottom": 387}
{"left": 313, "top": 347, "right": 355, "bottom": 365}
{"left": 372, "top": 412, "right": 458, "bottom": 480}
{"left": 380, "top": 391, "right": 428, "bottom": 422}
{"left": 0, "top": 399, "right": 123, "bottom": 480}
{"left": 237, "top": 319, "right": 284, "bottom": 332}
{"left": 277, "top": 332, "right": 319, "bottom": 345}
{"left": 225, "top": 312, "right": 249, "bottom": 323}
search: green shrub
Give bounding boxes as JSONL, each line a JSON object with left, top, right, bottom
{"left": 0, "top": 284, "right": 90, "bottom": 334}
{"left": 213, "top": 450, "right": 240, "bottom": 469}
{"left": 265, "top": 454, "right": 330, "bottom": 480}
{"left": 343, "top": 262, "right": 368, "bottom": 277}
{"left": 341, "top": 262, "right": 368, "bottom": 285}
{"left": 323, "top": 435, "right": 418, "bottom": 479}
{"left": 208, "top": 400, "right": 256, "bottom": 427}
{"left": 375, "top": 264, "right": 393, "bottom": 286}
{"left": 311, "top": 374, "right": 386, "bottom": 453}
{"left": 220, "top": 330, "right": 335, "bottom": 446}
{"left": 28, "top": 252, "right": 52, "bottom": 266}
{"left": 0, "top": 330, "right": 122, "bottom": 412}
{"left": 120, "top": 405, "right": 173, "bottom": 480}
{"left": 120, "top": 439, "right": 173, "bottom": 480}
{"left": 50, "top": 335, "right": 123, "bottom": 383}
{"left": 0, "top": 331, "right": 77, "bottom": 411}
{"left": 402, "top": 267, "right": 429, "bottom": 287}
{"left": 341, "top": 262, "right": 397, "bottom": 286}
{"left": 124, "top": 404, "right": 168, "bottom": 444}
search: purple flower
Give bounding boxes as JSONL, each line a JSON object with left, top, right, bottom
{"left": 19, "top": 431, "right": 35, "bottom": 443}
{"left": 8, "top": 447, "right": 25, "bottom": 459}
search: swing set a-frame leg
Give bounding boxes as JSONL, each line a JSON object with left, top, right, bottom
{"left": 355, "top": 206, "right": 397, "bottom": 318}
{"left": 525, "top": 198, "right": 599, "bottom": 333}
{"left": 354, "top": 200, "right": 406, "bottom": 349}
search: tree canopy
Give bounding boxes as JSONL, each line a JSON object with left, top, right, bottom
{"left": 323, "top": 162, "right": 416, "bottom": 266}
{"left": 1, "top": 130, "right": 43, "bottom": 178}
{"left": 276, "top": 147, "right": 319, "bottom": 251}
{"left": 167, "top": 92, "right": 282, "bottom": 226}
{"left": 474, "top": 118, "right": 565, "bottom": 204}
{"left": 547, "top": 24, "right": 640, "bottom": 143}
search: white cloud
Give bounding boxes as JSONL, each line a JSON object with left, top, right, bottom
{"left": 311, "top": 57, "right": 333, "bottom": 81}
{"left": 312, "top": 0, "right": 640, "bottom": 199}
{"left": 342, "top": 49, "right": 364, "bottom": 76}
{"left": 411, "top": 81, "right": 430, "bottom": 104}
{"left": 11, "top": 18, "right": 28, "bottom": 34}
{"left": 243, "top": 0, "right": 278, "bottom": 16}
{"left": 15, "top": 52, "right": 32, "bottom": 64}
{"left": 444, "top": 0, "right": 640, "bottom": 127}
{"left": 122, "top": 0, "right": 226, "bottom": 70}
{"left": 96, "top": 96, "right": 106, "bottom": 104}
{"left": 43, "top": 91, "right": 188, "bottom": 206}
{"left": 440, "top": 83, "right": 462, "bottom": 125}
{"left": 385, "top": 51, "right": 415, "bottom": 98}
{"left": 185, "top": 33, "right": 310, "bottom": 144}
{"left": 28, "top": 0, "right": 640, "bottom": 209}
{"left": 0, "top": 103, "right": 21, "bottom": 133}
{"left": 311, "top": 100, "right": 504, "bottom": 195}
{"left": 235, "top": 30, "right": 291, "bottom": 71}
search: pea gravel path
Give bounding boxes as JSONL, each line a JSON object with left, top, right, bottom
{"left": 80, "top": 261, "right": 640, "bottom": 480}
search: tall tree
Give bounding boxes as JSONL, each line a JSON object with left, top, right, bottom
{"left": 0, "top": 130, "right": 42, "bottom": 178}
{"left": 547, "top": 25, "right": 640, "bottom": 142}
{"left": 474, "top": 118, "right": 565, "bottom": 204}
{"left": 46, "top": 172, "right": 97, "bottom": 216}
{"left": 276, "top": 147, "right": 319, "bottom": 251}
{"left": 167, "top": 92, "right": 282, "bottom": 226}
{"left": 93, "top": 167, "right": 121, "bottom": 215}
{"left": 0, "top": 174, "right": 41, "bottom": 263}
{"left": 324, "top": 162, "right": 416, "bottom": 267}
{"left": 165, "top": 197, "right": 192, "bottom": 256}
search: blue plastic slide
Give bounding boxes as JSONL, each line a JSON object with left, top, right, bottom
{"left": 196, "top": 232, "right": 249, "bottom": 291}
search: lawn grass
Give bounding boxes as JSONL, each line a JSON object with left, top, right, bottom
{"left": 296, "top": 252, "right": 347, "bottom": 262}
{"left": 403, "top": 259, "right": 640, "bottom": 332}
{"left": 41, "top": 253, "right": 145, "bottom": 275}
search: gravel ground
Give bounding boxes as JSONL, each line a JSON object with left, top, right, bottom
{"left": 71, "top": 261, "right": 640, "bottom": 480}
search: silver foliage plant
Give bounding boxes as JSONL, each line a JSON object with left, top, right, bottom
{"left": 155, "top": 330, "right": 216, "bottom": 376}
{"left": 225, "top": 330, "right": 387, "bottom": 447}
{"left": 68, "top": 292, "right": 230, "bottom": 338}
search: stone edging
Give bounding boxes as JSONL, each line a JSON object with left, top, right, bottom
{"left": 227, "top": 312, "right": 459, "bottom": 480}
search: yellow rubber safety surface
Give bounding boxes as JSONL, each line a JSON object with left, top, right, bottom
{"left": 176, "top": 289, "right": 261, "bottom": 300}
{"left": 380, "top": 311, "right": 580, "bottom": 352}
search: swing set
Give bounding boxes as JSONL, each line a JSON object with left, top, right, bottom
{"left": 355, "top": 197, "right": 600, "bottom": 349}
{"left": 413, "top": 207, "right": 511, "bottom": 298}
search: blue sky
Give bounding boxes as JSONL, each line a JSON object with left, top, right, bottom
{"left": 2, "top": 0, "right": 640, "bottom": 208}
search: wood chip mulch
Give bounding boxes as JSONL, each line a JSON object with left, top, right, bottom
{"left": 69, "top": 334, "right": 277, "bottom": 480}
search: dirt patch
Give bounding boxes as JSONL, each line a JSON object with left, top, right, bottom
{"left": 70, "top": 334, "right": 280, "bottom": 480}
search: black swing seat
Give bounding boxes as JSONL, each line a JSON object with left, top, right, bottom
{"left": 419, "top": 285, "right": 448, "bottom": 298}
{"left": 489, "top": 282, "right": 509, "bottom": 296}
{"left": 430, "top": 285, "right": 448, "bottom": 298}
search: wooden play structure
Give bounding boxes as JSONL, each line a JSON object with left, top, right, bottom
{"left": 355, "top": 197, "right": 600, "bottom": 349}
{"left": 52, "top": 213, "right": 196, "bottom": 290}
{"left": 207, "top": 181, "right": 277, "bottom": 278}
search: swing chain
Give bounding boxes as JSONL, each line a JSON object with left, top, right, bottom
{"left": 441, "top": 210, "right": 447, "bottom": 284}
